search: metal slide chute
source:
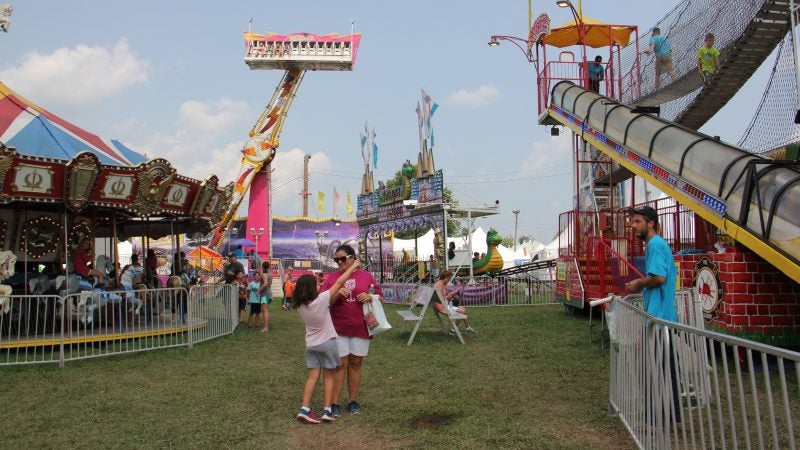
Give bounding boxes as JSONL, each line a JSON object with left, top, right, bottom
{"left": 209, "top": 68, "right": 304, "bottom": 250}
{"left": 546, "top": 81, "right": 800, "bottom": 282}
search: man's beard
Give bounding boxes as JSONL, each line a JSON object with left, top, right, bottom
{"left": 637, "top": 229, "right": 648, "bottom": 241}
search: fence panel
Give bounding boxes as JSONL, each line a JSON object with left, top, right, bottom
{"left": 609, "top": 291, "right": 800, "bottom": 449}
{"left": 187, "top": 284, "right": 237, "bottom": 345}
{"left": 0, "top": 295, "right": 63, "bottom": 365}
{"left": 61, "top": 287, "right": 190, "bottom": 364}
{"left": 0, "top": 284, "right": 238, "bottom": 367}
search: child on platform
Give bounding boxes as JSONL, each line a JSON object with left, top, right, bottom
{"left": 293, "top": 261, "right": 360, "bottom": 424}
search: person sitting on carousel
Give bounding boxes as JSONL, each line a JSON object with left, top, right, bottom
{"left": 72, "top": 237, "right": 105, "bottom": 287}
{"left": 120, "top": 254, "right": 145, "bottom": 314}
{"left": 171, "top": 251, "right": 197, "bottom": 285}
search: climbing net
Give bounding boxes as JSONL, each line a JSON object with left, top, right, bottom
{"left": 737, "top": 33, "right": 800, "bottom": 153}
{"left": 611, "top": 0, "right": 800, "bottom": 153}
{"left": 615, "top": 0, "right": 767, "bottom": 104}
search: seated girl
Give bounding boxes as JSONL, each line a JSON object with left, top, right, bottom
{"left": 433, "top": 270, "right": 477, "bottom": 334}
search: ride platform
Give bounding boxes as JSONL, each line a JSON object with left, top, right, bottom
{"left": 244, "top": 32, "right": 362, "bottom": 71}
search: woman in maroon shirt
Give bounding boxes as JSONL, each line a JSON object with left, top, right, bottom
{"left": 320, "top": 244, "right": 382, "bottom": 416}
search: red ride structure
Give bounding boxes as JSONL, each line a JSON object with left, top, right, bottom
{"left": 492, "top": 5, "right": 642, "bottom": 312}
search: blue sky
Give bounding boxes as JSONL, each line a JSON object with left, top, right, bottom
{"left": 0, "top": 1, "right": 772, "bottom": 242}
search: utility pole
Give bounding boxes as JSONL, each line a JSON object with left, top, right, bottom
{"left": 512, "top": 209, "right": 520, "bottom": 252}
{"left": 301, "top": 154, "right": 311, "bottom": 216}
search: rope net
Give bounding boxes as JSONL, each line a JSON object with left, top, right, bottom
{"left": 615, "top": 0, "right": 769, "bottom": 105}
{"left": 605, "top": 0, "right": 800, "bottom": 152}
{"left": 737, "top": 33, "right": 800, "bottom": 153}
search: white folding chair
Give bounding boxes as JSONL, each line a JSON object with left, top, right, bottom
{"left": 396, "top": 285, "right": 435, "bottom": 346}
{"left": 431, "top": 288, "right": 467, "bottom": 345}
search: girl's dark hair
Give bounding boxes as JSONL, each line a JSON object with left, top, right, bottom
{"left": 292, "top": 274, "right": 319, "bottom": 308}
{"left": 438, "top": 269, "right": 453, "bottom": 280}
{"left": 334, "top": 244, "right": 355, "bottom": 257}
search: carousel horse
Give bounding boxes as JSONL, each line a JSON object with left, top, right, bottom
{"left": 95, "top": 255, "right": 115, "bottom": 285}
{"left": 55, "top": 272, "right": 122, "bottom": 327}
{"left": 0, "top": 4, "right": 12, "bottom": 33}
{"left": 27, "top": 273, "right": 60, "bottom": 333}
{"left": 0, "top": 250, "right": 16, "bottom": 314}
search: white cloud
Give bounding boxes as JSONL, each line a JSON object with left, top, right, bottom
{"left": 177, "top": 98, "right": 251, "bottom": 136}
{"left": 521, "top": 134, "right": 572, "bottom": 171}
{"left": 445, "top": 85, "right": 500, "bottom": 107}
{"left": 129, "top": 97, "right": 252, "bottom": 162}
{"left": 0, "top": 39, "right": 151, "bottom": 109}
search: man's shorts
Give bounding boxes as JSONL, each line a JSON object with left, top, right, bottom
{"left": 250, "top": 302, "right": 261, "bottom": 314}
{"left": 238, "top": 298, "right": 247, "bottom": 311}
{"left": 307, "top": 338, "right": 341, "bottom": 369}
{"left": 655, "top": 55, "right": 673, "bottom": 75}
{"left": 336, "top": 336, "right": 370, "bottom": 357}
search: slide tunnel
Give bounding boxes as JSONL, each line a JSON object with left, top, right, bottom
{"left": 543, "top": 81, "right": 800, "bottom": 283}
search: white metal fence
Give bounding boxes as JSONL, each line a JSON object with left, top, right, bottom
{"left": 448, "top": 275, "right": 556, "bottom": 307}
{"left": 608, "top": 291, "right": 800, "bottom": 449}
{"left": 0, "top": 284, "right": 237, "bottom": 366}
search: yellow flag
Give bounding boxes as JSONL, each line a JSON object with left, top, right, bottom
{"left": 317, "top": 191, "right": 325, "bottom": 215}
{"left": 346, "top": 191, "right": 353, "bottom": 215}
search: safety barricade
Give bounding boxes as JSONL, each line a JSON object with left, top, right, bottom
{"left": 0, "top": 284, "right": 238, "bottom": 366}
{"left": 608, "top": 292, "right": 800, "bottom": 449}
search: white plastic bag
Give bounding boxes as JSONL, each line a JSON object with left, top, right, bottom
{"left": 363, "top": 294, "right": 392, "bottom": 336}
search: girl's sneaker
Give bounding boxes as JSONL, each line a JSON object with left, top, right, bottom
{"left": 297, "top": 408, "right": 321, "bottom": 424}
{"left": 330, "top": 404, "right": 342, "bottom": 417}
{"left": 322, "top": 410, "right": 336, "bottom": 422}
{"left": 465, "top": 326, "right": 478, "bottom": 334}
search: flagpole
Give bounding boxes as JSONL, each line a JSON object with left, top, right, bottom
{"left": 528, "top": 0, "right": 532, "bottom": 31}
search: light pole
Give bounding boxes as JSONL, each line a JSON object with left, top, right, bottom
{"left": 556, "top": 0, "right": 588, "bottom": 86}
{"left": 250, "top": 227, "right": 265, "bottom": 253}
{"left": 487, "top": 35, "right": 535, "bottom": 62}
{"left": 314, "top": 230, "right": 328, "bottom": 268}
{"left": 512, "top": 209, "right": 520, "bottom": 252}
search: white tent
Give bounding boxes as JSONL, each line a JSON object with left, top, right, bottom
{"left": 536, "top": 227, "right": 565, "bottom": 261}
{"left": 394, "top": 226, "right": 545, "bottom": 268}
{"left": 392, "top": 228, "right": 436, "bottom": 260}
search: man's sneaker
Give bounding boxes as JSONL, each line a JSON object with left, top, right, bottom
{"left": 465, "top": 326, "right": 478, "bottom": 334}
{"left": 330, "top": 404, "right": 341, "bottom": 417}
{"left": 346, "top": 400, "right": 362, "bottom": 415}
{"left": 296, "top": 408, "right": 321, "bottom": 424}
{"left": 321, "top": 410, "right": 336, "bottom": 422}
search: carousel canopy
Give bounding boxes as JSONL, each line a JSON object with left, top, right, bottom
{"left": 0, "top": 82, "right": 147, "bottom": 166}
{"left": 540, "top": 16, "right": 635, "bottom": 48}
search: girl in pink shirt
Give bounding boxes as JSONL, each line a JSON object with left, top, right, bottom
{"left": 293, "top": 261, "right": 359, "bottom": 424}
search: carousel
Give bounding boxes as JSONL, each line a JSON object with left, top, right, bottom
{"left": 0, "top": 82, "right": 235, "bottom": 364}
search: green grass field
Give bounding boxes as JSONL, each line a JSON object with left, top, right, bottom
{"left": 0, "top": 303, "right": 634, "bottom": 449}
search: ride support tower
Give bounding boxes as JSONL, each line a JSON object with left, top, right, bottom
{"left": 209, "top": 29, "right": 362, "bottom": 257}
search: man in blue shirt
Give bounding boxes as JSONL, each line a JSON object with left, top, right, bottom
{"left": 625, "top": 205, "right": 682, "bottom": 424}
{"left": 587, "top": 55, "right": 604, "bottom": 93}
{"left": 625, "top": 206, "right": 678, "bottom": 322}
{"left": 644, "top": 27, "right": 676, "bottom": 90}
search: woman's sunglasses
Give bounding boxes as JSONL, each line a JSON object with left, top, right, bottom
{"left": 334, "top": 255, "right": 352, "bottom": 264}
